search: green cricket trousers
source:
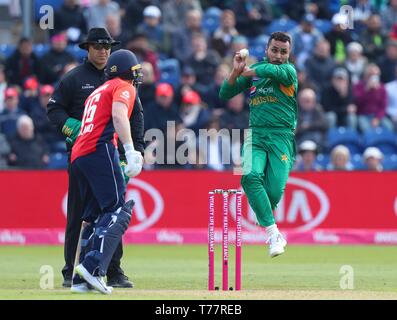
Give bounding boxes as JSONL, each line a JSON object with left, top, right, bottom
{"left": 241, "top": 128, "right": 296, "bottom": 227}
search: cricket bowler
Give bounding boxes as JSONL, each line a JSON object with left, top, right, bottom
{"left": 219, "top": 32, "right": 298, "bottom": 257}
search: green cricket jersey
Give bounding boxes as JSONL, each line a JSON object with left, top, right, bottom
{"left": 219, "top": 59, "right": 298, "bottom": 130}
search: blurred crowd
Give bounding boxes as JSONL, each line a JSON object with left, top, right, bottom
{"left": 1, "top": 0, "right": 397, "bottom": 172}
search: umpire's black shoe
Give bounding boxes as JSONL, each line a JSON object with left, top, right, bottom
{"left": 107, "top": 274, "right": 134, "bottom": 288}
{"left": 62, "top": 278, "right": 72, "bottom": 288}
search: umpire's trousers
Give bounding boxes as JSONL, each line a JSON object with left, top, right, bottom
{"left": 62, "top": 161, "right": 125, "bottom": 280}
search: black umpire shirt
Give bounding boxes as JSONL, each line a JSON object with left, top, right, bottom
{"left": 47, "top": 59, "right": 145, "bottom": 157}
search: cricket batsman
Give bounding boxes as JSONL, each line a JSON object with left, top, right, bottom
{"left": 219, "top": 32, "right": 298, "bottom": 257}
{"left": 70, "top": 49, "right": 143, "bottom": 294}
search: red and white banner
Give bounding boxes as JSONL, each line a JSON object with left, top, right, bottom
{"left": 1, "top": 170, "right": 397, "bottom": 245}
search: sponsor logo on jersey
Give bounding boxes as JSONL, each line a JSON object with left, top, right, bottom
{"left": 121, "top": 90, "right": 130, "bottom": 99}
{"left": 257, "top": 87, "right": 274, "bottom": 94}
{"left": 249, "top": 86, "right": 256, "bottom": 97}
{"left": 250, "top": 86, "right": 274, "bottom": 98}
{"left": 82, "top": 84, "right": 95, "bottom": 90}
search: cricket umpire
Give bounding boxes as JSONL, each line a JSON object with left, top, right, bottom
{"left": 47, "top": 28, "right": 145, "bottom": 288}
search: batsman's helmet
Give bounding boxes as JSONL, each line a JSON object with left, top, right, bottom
{"left": 105, "top": 49, "right": 143, "bottom": 85}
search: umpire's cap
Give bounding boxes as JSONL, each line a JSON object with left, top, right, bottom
{"left": 105, "top": 49, "right": 143, "bottom": 83}
{"left": 79, "top": 27, "right": 120, "bottom": 50}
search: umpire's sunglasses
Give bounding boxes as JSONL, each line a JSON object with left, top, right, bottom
{"left": 91, "top": 43, "right": 112, "bottom": 50}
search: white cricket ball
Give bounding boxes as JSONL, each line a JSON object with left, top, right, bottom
{"left": 239, "top": 48, "right": 249, "bottom": 58}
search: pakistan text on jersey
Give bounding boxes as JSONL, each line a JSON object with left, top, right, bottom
{"left": 251, "top": 96, "right": 278, "bottom": 106}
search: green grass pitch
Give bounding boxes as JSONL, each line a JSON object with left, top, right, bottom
{"left": 0, "top": 245, "right": 396, "bottom": 300}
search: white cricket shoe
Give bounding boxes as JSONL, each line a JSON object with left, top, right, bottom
{"left": 75, "top": 264, "right": 113, "bottom": 295}
{"left": 70, "top": 282, "right": 99, "bottom": 294}
{"left": 267, "top": 233, "right": 287, "bottom": 258}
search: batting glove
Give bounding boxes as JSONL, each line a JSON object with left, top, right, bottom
{"left": 124, "top": 144, "right": 143, "bottom": 178}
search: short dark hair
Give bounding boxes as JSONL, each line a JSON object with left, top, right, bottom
{"left": 128, "top": 32, "right": 147, "bottom": 42}
{"left": 18, "top": 37, "right": 32, "bottom": 45}
{"left": 267, "top": 32, "right": 292, "bottom": 47}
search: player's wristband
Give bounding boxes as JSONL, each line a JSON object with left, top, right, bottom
{"left": 123, "top": 143, "right": 135, "bottom": 153}
{"left": 119, "top": 160, "right": 130, "bottom": 185}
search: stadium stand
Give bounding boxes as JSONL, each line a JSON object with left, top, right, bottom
{"left": 315, "top": 153, "right": 330, "bottom": 169}
{"left": 362, "top": 128, "right": 397, "bottom": 155}
{"left": 313, "top": 19, "right": 333, "bottom": 34}
{"left": 265, "top": 17, "right": 298, "bottom": 35}
{"left": 202, "top": 6, "right": 222, "bottom": 34}
{"left": 33, "top": 44, "right": 50, "bottom": 58}
{"left": 66, "top": 44, "right": 88, "bottom": 63}
{"left": 0, "top": 44, "right": 15, "bottom": 59}
{"left": 248, "top": 35, "right": 269, "bottom": 60}
{"left": 47, "top": 152, "right": 68, "bottom": 169}
{"left": 158, "top": 59, "right": 181, "bottom": 89}
{"left": 0, "top": 1, "right": 396, "bottom": 172}
{"left": 327, "top": 127, "right": 363, "bottom": 155}
{"left": 351, "top": 153, "right": 365, "bottom": 170}
{"left": 383, "top": 154, "right": 397, "bottom": 170}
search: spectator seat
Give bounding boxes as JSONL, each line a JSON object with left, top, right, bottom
{"left": 363, "top": 128, "right": 397, "bottom": 155}
{"left": 0, "top": 44, "right": 15, "bottom": 59}
{"left": 314, "top": 19, "right": 332, "bottom": 33}
{"left": 202, "top": 6, "right": 222, "bottom": 34}
{"left": 315, "top": 153, "right": 330, "bottom": 168}
{"left": 33, "top": 43, "right": 50, "bottom": 57}
{"left": 265, "top": 18, "right": 298, "bottom": 35}
{"left": 158, "top": 59, "right": 181, "bottom": 88}
{"left": 47, "top": 152, "right": 68, "bottom": 169}
{"left": 66, "top": 44, "right": 87, "bottom": 63}
{"left": 248, "top": 35, "right": 269, "bottom": 60}
{"left": 382, "top": 154, "right": 397, "bottom": 170}
{"left": 327, "top": 127, "right": 362, "bottom": 154}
